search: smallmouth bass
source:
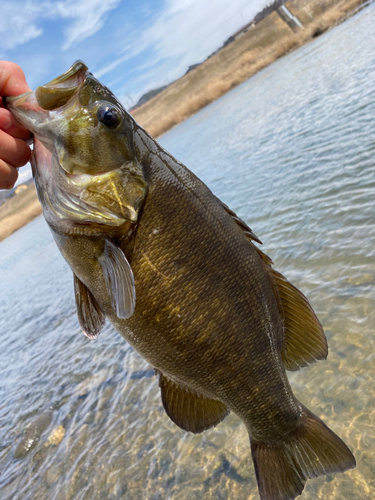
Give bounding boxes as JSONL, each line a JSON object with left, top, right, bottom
{"left": 6, "top": 61, "right": 355, "bottom": 500}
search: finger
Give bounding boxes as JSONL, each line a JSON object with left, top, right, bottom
{"left": 0, "top": 159, "right": 19, "bottom": 189}
{"left": 0, "top": 128, "right": 31, "bottom": 167}
{"left": 0, "top": 108, "right": 32, "bottom": 141}
{"left": 0, "top": 61, "right": 31, "bottom": 96}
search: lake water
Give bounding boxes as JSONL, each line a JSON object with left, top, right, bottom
{"left": 1, "top": 4, "right": 375, "bottom": 499}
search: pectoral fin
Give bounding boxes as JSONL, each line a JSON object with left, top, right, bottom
{"left": 74, "top": 274, "right": 106, "bottom": 339}
{"left": 98, "top": 239, "right": 136, "bottom": 319}
{"left": 271, "top": 270, "right": 328, "bottom": 371}
{"left": 159, "top": 373, "right": 229, "bottom": 434}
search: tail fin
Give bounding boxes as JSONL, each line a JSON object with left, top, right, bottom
{"left": 250, "top": 408, "right": 356, "bottom": 500}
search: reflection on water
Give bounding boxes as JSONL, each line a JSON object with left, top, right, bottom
{"left": 1, "top": 5, "right": 375, "bottom": 499}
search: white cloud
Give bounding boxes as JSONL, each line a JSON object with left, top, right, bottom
{"left": 0, "top": 2, "right": 46, "bottom": 53}
{"left": 97, "top": 0, "right": 270, "bottom": 100}
{"left": 107, "top": 1, "right": 269, "bottom": 74}
{"left": 95, "top": 47, "right": 136, "bottom": 79}
{"left": 142, "top": 0, "right": 270, "bottom": 64}
{"left": 0, "top": 0, "right": 121, "bottom": 55}
{"left": 1, "top": 0, "right": 271, "bottom": 106}
{"left": 55, "top": 0, "right": 122, "bottom": 50}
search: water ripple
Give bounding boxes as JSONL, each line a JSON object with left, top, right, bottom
{"left": 1, "top": 4, "right": 375, "bottom": 499}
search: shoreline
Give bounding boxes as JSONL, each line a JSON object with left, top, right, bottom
{"left": 132, "top": 0, "right": 367, "bottom": 138}
{"left": 0, "top": 184, "right": 42, "bottom": 242}
{"left": 0, "top": 0, "right": 368, "bottom": 242}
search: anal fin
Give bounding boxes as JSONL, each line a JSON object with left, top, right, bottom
{"left": 159, "top": 373, "right": 229, "bottom": 434}
{"left": 74, "top": 274, "right": 106, "bottom": 339}
{"left": 271, "top": 270, "right": 328, "bottom": 371}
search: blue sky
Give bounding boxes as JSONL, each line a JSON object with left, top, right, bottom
{"left": 1, "top": 0, "right": 270, "bottom": 186}
{"left": 1, "top": 0, "right": 270, "bottom": 107}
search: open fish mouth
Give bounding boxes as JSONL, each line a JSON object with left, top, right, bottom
{"left": 5, "top": 60, "right": 89, "bottom": 122}
{"left": 34, "top": 60, "right": 88, "bottom": 111}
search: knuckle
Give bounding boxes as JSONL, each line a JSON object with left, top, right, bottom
{"left": 3, "top": 178, "right": 16, "bottom": 189}
{"left": 12, "top": 141, "right": 31, "bottom": 168}
{"left": 0, "top": 160, "right": 18, "bottom": 189}
{"left": 19, "top": 143, "right": 31, "bottom": 166}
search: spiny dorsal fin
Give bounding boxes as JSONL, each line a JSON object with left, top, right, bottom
{"left": 218, "top": 198, "right": 273, "bottom": 265}
{"left": 159, "top": 373, "right": 230, "bottom": 434}
{"left": 74, "top": 274, "right": 106, "bottom": 339}
{"left": 271, "top": 270, "right": 328, "bottom": 371}
{"left": 98, "top": 238, "right": 136, "bottom": 319}
{"left": 252, "top": 244, "right": 273, "bottom": 266}
{"left": 217, "top": 198, "right": 263, "bottom": 245}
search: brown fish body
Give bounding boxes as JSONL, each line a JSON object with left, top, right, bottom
{"left": 7, "top": 62, "right": 355, "bottom": 500}
{"left": 117, "top": 148, "right": 302, "bottom": 442}
{"left": 54, "top": 136, "right": 299, "bottom": 442}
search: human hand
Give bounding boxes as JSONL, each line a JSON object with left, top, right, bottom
{"left": 0, "top": 61, "right": 32, "bottom": 189}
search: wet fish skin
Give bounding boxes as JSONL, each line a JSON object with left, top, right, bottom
{"left": 6, "top": 61, "right": 355, "bottom": 500}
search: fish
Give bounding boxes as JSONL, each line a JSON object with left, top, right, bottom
{"left": 6, "top": 61, "right": 355, "bottom": 500}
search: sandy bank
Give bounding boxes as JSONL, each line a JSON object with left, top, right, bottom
{"left": 0, "top": 184, "right": 42, "bottom": 242}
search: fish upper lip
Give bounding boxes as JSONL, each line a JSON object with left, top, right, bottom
{"left": 42, "top": 60, "right": 89, "bottom": 89}
{"left": 34, "top": 60, "right": 89, "bottom": 111}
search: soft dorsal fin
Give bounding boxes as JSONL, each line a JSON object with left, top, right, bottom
{"left": 74, "top": 274, "right": 106, "bottom": 339}
{"left": 159, "top": 373, "right": 230, "bottom": 434}
{"left": 98, "top": 238, "right": 136, "bottom": 319}
{"left": 218, "top": 198, "right": 326, "bottom": 371}
{"left": 271, "top": 270, "right": 328, "bottom": 371}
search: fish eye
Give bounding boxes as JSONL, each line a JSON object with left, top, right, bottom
{"left": 97, "top": 104, "right": 121, "bottom": 129}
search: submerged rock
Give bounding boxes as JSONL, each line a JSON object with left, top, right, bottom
{"left": 44, "top": 425, "right": 65, "bottom": 447}
{"left": 14, "top": 410, "right": 53, "bottom": 460}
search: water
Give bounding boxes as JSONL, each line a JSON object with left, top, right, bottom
{"left": 1, "top": 5, "right": 375, "bottom": 499}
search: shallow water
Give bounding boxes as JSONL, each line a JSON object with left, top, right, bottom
{"left": 1, "top": 5, "right": 375, "bottom": 499}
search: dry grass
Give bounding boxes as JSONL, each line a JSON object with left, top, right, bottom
{"left": 0, "top": 184, "right": 42, "bottom": 241}
{"left": 133, "top": 0, "right": 367, "bottom": 137}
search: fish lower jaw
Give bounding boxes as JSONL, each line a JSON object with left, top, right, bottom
{"left": 7, "top": 96, "right": 50, "bottom": 131}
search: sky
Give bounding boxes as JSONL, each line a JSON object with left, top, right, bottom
{"left": 1, "top": 0, "right": 270, "bottom": 108}
{"left": 1, "top": 0, "right": 270, "bottom": 186}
